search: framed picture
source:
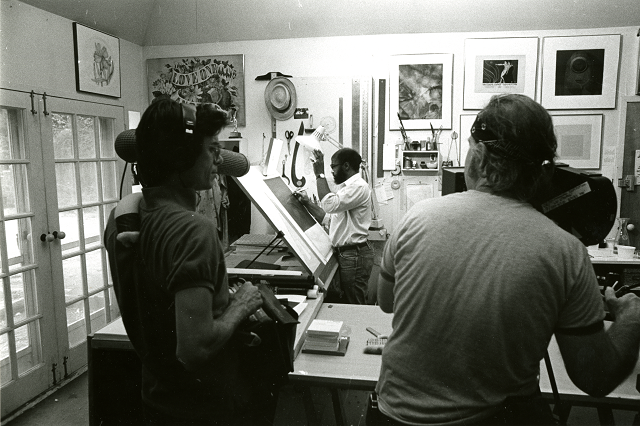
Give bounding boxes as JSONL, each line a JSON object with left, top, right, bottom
{"left": 73, "top": 23, "right": 121, "bottom": 98}
{"left": 551, "top": 114, "right": 603, "bottom": 168}
{"left": 458, "top": 114, "right": 477, "bottom": 166}
{"left": 541, "top": 35, "right": 621, "bottom": 109}
{"left": 463, "top": 37, "right": 539, "bottom": 110}
{"left": 147, "top": 55, "right": 246, "bottom": 125}
{"left": 389, "top": 53, "right": 453, "bottom": 130}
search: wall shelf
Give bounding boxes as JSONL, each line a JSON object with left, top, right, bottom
{"left": 401, "top": 150, "right": 439, "bottom": 172}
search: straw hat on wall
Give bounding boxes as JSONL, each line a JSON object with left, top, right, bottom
{"left": 264, "top": 77, "right": 297, "bottom": 120}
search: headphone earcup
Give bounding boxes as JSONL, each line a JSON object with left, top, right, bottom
{"left": 174, "top": 103, "right": 200, "bottom": 172}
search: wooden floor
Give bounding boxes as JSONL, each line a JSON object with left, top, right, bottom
{"left": 4, "top": 370, "right": 638, "bottom": 426}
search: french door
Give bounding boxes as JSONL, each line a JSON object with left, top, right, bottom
{"left": 0, "top": 88, "right": 124, "bottom": 418}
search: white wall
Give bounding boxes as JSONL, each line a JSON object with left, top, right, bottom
{"left": 0, "top": 0, "right": 145, "bottom": 126}
{"left": 144, "top": 27, "right": 639, "bottom": 235}
{"left": 2, "top": 0, "right": 637, "bottom": 236}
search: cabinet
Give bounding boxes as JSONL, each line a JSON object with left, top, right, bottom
{"left": 401, "top": 150, "right": 439, "bottom": 172}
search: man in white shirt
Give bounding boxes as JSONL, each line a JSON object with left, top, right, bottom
{"left": 294, "top": 148, "right": 374, "bottom": 304}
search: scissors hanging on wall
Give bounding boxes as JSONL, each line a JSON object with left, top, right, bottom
{"left": 284, "top": 130, "right": 294, "bottom": 154}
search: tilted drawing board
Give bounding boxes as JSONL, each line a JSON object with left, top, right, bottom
{"left": 234, "top": 167, "right": 338, "bottom": 288}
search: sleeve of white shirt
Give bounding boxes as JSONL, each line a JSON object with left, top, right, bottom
{"left": 320, "top": 182, "right": 370, "bottom": 214}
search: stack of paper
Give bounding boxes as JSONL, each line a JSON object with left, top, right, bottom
{"left": 304, "top": 319, "right": 343, "bottom": 351}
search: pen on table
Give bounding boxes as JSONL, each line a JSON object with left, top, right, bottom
{"left": 366, "top": 327, "right": 380, "bottom": 337}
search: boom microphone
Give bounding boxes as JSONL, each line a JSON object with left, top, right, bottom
{"left": 114, "top": 129, "right": 250, "bottom": 177}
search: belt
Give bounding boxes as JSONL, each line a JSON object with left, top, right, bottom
{"left": 335, "top": 241, "right": 368, "bottom": 251}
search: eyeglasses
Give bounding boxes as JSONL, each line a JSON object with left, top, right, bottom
{"left": 212, "top": 143, "right": 222, "bottom": 161}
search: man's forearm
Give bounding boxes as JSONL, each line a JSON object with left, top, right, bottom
{"left": 316, "top": 177, "right": 331, "bottom": 200}
{"left": 302, "top": 199, "right": 326, "bottom": 223}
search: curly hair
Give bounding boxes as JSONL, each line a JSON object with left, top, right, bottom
{"left": 135, "top": 99, "right": 228, "bottom": 187}
{"left": 332, "top": 148, "right": 363, "bottom": 172}
{"left": 466, "top": 94, "right": 557, "bottom": 202}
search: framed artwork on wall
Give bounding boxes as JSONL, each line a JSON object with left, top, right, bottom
{"left": 551, "top": 114, "right": 603, "bottom": 169}
{"left": 389, "top": 53, "right": 453, "bottom": 130}
{"left": 73, "top": 23, "right": 121, "bottom": 98}
{"left": 458, "top": 114, "right": 478, "bottom": 167}
{"left": 541, "top": 35, "right": 621, "bottom": 109}
{"left": 463, "top": 37, "right": 539, "bottom": 110}
{"left": 147, "top": 55, "right": 246, "bottom": 125}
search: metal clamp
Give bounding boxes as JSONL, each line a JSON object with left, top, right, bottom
{"left": 617, "top": 175, "right": 637, "bottom": 192}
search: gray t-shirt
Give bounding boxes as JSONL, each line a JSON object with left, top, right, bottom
{"left": 376, "top": 190, "right": 605, "bottom": 425}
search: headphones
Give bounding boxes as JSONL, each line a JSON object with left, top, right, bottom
{"left": 173, "top": 103, "right": 201, "bottom": 173}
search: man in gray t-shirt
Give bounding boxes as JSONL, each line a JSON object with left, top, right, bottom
{"left": 373, "top": 94, "right": 640, "bottom": 426}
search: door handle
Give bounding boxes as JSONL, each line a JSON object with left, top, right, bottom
{"left": 40, "top": 231, "right": 66, "bottom": 242}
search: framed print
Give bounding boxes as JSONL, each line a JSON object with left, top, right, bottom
{"left": 389, "top": 53, "right": 453, "bottom": 130}
{"left": 458, "top": 114, "right": 477, "bottom": 166}
{"left": 73, "top": 23, "right": 121, "bottom": 98}
{"left": 147, "top": 55, "right": 246, "bottom": 125}
{"left": 551, "top": 114, "right": 603, "bottom": 168}
{"left": 463, "top": 37, "right": 539, "bottom": 110}
{"left": 541, "top": 35, "right": 621, "bottom": 109}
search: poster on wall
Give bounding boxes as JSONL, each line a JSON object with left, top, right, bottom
{"left": 146, "top": 55, "right": 246, "bottom": 125}
{"left": 389, "top": 54, "right": 453, "bottom": 130}
{"left": 463, "top": 38, "right": 538, "bottom": 110}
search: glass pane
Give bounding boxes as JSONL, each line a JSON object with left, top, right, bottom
{"left": 83, "top": 207, "right": 101, "bottom": 250}
{"left": 15, "top": 321, "right": 41, "bottom": 375}
{"left": 101, "top": 161, "right": 117, "bottom": 201}
{"left": 2, "top": 164, "right": 30, "bottom": 216}
{"left": 98, "top": 117, "right": 115, "bottom": 158}
{"left": 77, "top": 115, "right": 96, "bottom": 159}
{"left": 52, "top": 113, "right": 74, "bottom": 159}
{"left": 66, "top": 300, "right": 86, "bottom": 348}
{"left": 86, "top": 250, "right": 104, "bottom": 293}
{"left": 59, "top": 209, "right": 80, "bottom": 256}
{"left": 103, "top": 202, "right": 116, "bottom": 224}
{"left": 62, "top": 256, "right": 83, "bottom": 303}
{"left": 89, "top": 293, "right": 106, "bottom": 333}
{"left": 109, "top": 287, "right": 119, "bottom": 320}
{"left": 0, "top": 278, "right": 6, "bottom": 328}
{"left": 0, "top": 107, "right": 27, "bottom": 160}
{"left": 79, "top": 162, "right": 98, "bottom": 204}
{"left": 5, "top": 217, "right": 34, "bottom": 274}
{"left": 55, "top": 162, "right": 78, "bottom": 208}
{"left": 0, "top": 332, "right": 11, "bottom": 384}
{"left": 10, "top": 270, "right": 37, "bottom": 324}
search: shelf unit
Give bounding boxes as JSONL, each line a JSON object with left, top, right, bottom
{"left": 401, "top": 150, "right": 439, "bottom": 171}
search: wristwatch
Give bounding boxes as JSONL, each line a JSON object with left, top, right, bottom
{"left": 316, "top": 173, "right": 326, "bottom": 179}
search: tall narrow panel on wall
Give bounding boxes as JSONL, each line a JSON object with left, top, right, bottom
{"left": 352, "top": 78, "right": 361, "bottom": 151}
{"left": 377, "top": 79, "right": 387, "bottom": 177}
{"left": 541, "top": 34, "right": 621, "bottom": 109}
{"left": 463, "top": 37, "right": 539, "bottom": 110}
{"left": 389, "top": 53, "right": 453, "bottom": 130}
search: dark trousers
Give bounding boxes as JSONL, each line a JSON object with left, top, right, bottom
{"left": 332, "top": 242, "right": 374, "bottom": 305}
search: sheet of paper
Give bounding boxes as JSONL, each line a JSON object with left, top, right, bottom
{"left": 276, "top": 294, "right": 307, "bottom": 305}
{"left": 374, "top": 184, "right": 388, "bottom": 204}
{"left": 406, "top": 182, "right": 433, "bottom": 210}
{"left": 293, "top": 302, "right": 308, "bottom": 316}
{"left": 382, "top": 143, "right": 396, "bottom": 170}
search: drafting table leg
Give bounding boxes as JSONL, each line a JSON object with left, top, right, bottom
{"left": 596, "top": 406, "right": 615, "bottom": 426}
{"left": 330, "top": 388, "right": 346, "bottom": 426}
{"left": 298, "top": 385, "right": 320, "bottom": 426}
